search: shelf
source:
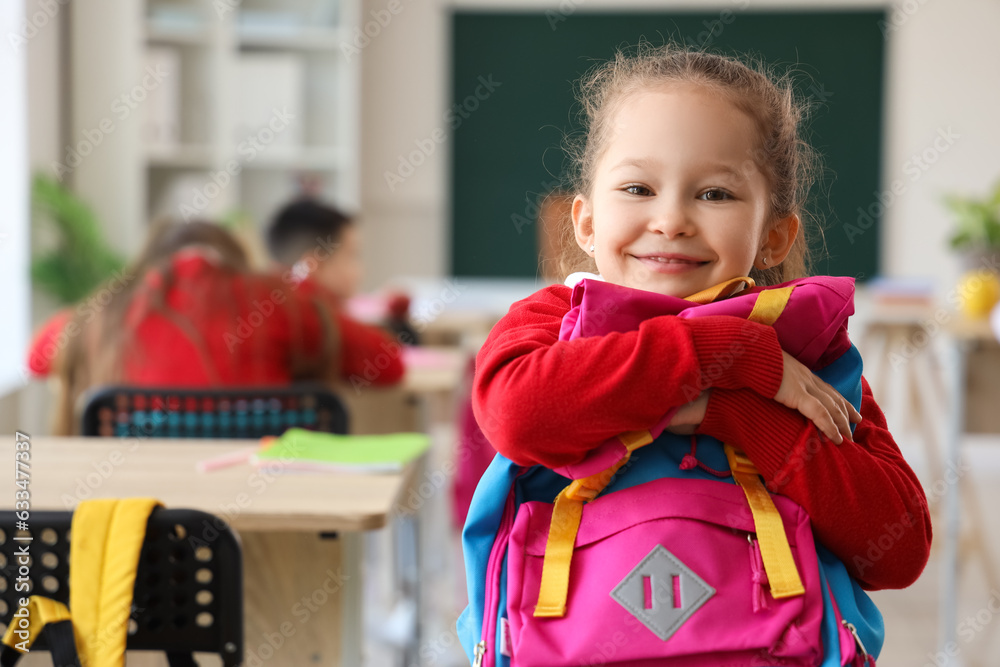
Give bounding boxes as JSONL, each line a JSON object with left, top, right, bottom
{"left": 145, "top": 20, "right": 212, "bottom": 46}
{"left": 147, "top": 144, "right": 215, "bottom": 169}
{"left": 240, "top": 147, "right": 348, "bottom": 170}
{"left": 237, "top": 27, "right": 349, "bottom": 52}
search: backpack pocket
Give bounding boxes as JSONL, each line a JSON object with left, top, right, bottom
{"left": 505, "top": 477, "right": 824, "bottom": 666}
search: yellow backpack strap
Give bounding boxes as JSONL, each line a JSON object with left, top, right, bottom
{"left": 684, "top": 276, "right": 754, "bottom": 304}
{"left": 726, "top": 284, "right": 804, "bottom": 598}
{"left": 724, "top": 445, "right": 804, "bottom": 598}
{"left": 0, "top": 499, "right": 161, "bottom": 667}
{"left": 1, "top": 596, "right": 73, "bottom": 654}
{"left": 70, "top": 498, "right": 162, "bottom": 667}
{"left": 534, "top": 430, "right": 653, "bottom": 617}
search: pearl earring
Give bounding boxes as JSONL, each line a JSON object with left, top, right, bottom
{"left": 589, "top": 244, "right": 596, "bottom": 253}
{"left": 761, "top": 256, "right": 769, "bottom": 266}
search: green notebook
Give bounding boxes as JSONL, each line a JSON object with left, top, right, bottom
{"left": 252, "top": 428, "right": 430, "bottom": 473}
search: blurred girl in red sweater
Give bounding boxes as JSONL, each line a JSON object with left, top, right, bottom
{"left": 28, "top": 219, "right": 402, "bottom": 434}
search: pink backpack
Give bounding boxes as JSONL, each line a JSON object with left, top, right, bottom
{"left": 460, "top": 277, "right": 879, "bottom": 667}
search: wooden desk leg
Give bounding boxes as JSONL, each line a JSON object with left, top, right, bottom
{"left": 340, "top": 532, "right": 363, "bottom": 667}
{"left": 242, "top": 531, "right": 360, "bottom": 667}
{"left": 939, "top": 339, "right": 966, "bottom": 666}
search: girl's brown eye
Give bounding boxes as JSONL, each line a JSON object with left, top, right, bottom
{"left": 700, "top": 189, "right": 732, "bottom": 201}
{"left": 625, "top": 185, "right": 650, "bottom": 196}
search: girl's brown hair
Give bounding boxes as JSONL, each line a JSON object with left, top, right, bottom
{"left": 53, "top": 220, "right": 251, "bottom": 434}
{"left": 557, "top": 42, "right": 823, "bottom": 286}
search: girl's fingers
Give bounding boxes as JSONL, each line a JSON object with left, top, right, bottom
{"left": 850, "top": 404, "right": 863, "bottom": 423}
{"left": 808, "top": 381, "right": 852, "bottom": 445}
{"left": 811, "top": 384, "right": 848, "bottom": 444}
{"left": 807, "top": 394, "right": 842, "bottom": 444}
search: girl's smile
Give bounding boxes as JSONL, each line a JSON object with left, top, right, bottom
{"left": 632, "top": 252, "right": 710, "bottom": 275}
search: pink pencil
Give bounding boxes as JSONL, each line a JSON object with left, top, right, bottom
{"left": 196, "top": 440, "right": 274, "bottom": 473}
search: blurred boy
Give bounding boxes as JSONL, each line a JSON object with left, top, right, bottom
{"left": 266, "top": 199, "right": 404, "bottom": 387}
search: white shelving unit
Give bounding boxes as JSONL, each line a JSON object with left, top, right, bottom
{"left": 70, "top": 0, "right": 360, "bottom": 256}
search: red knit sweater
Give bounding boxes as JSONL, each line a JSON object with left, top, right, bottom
{"left": 473, "top": 284, "right": 930, "bottom": 591}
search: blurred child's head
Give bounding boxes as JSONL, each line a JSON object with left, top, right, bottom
{"left": 563, "top": 43, "right": 819, "bottom": 297}
{"left": 267, "top": 199, "right": 361, "bottom": 301}
{"left": 53, "top": 219, "right": 251, "bottom": 435}
{"left": 137, "top": 219, "right": 250, "bottom": 275}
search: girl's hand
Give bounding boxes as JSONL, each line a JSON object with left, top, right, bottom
{"left": 774, "top": 351, "right": 862, "bottom": 444}
{"left": 666, "top": 390, "right": 711, "bottom": 435}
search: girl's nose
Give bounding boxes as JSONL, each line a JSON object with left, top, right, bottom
{"left": 649, "top": 202, "right": 695, "bottom": 238}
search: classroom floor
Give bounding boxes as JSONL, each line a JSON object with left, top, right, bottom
{"left": 369, "top": 426, "right": 1000, "bottom": 667}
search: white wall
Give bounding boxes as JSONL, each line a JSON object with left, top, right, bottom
{"left": 0, "top": 0, "right": 30, "bottom": 395}
{"left": 0, "top": 0, "right": 67, "bottom": 436}
{"left": 358, "top": 0, "right": 999, "bottom": 296}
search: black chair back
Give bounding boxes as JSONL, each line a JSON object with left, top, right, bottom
{"left": 0, "top": 509, "right": 243, "bottom": 666}
{"left": 81, "top": 384, "right": 349, "bottom": 438}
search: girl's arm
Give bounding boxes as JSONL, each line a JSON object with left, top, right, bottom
{"left": 474, "top": 285, "right": 786, "bottom": 468}
{"left": 694, "top": 377, "right": 931, "bottom": 590}
{"left": 336, "top": 312, "right": 405, "bottom": 386}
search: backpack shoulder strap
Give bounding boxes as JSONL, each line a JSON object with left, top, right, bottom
{"left": 1, "top": 498, "right": 162, "bottom": 667}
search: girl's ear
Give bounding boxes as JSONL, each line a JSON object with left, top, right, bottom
{"left": 572, "top": 195, "right": 595, "bottom": 255}
{"left": 757, "top": 213, "right": 800, "bottom": 268}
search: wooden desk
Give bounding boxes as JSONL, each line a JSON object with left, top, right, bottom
{"left": 0, "top": 437, "right": 421, "bottom": 666}
{"left": 338, "top": 346, "right": 469, "bottom": 436}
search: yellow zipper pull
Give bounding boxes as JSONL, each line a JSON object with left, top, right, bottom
{"left": 472, "top": 640, "right": 487, "bottom": 667}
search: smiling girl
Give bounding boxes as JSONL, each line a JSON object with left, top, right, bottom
{"left": 464, "top": 44, "right": 930, "bottom": 665}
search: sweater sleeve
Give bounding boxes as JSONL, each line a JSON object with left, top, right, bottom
{"left": 695, "top": 377, "right": 931, "bottom": 590}
{"left": 337, "top": 313, "right": 405, "bottom": 386}
{"left": 473, "top": 285, "right": 786, "bottom": 468}
{"left": 26, "top": 309, "right": 75, "bottom": 377}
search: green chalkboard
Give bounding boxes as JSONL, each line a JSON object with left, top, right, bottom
{"left": 450, "top": 10, "right": 885, "bottom": 281}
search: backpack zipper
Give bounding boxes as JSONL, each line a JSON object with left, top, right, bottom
{"left": 479, "top": 486, "right": 517, "bottom": 667}
{"left": 472, "top": 640, "right": 487, "bottom": 667}
{"left": 747, "top": 533, "right": 770, "bottom": 612}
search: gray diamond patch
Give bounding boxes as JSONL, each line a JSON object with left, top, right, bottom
{"left": 609, "top": 544, "right": 715, "bottom": 641}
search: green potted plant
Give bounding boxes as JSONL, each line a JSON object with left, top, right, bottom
{"left": 945, "top": 181, "right": 1000, "bottom": 318}
{"left": 945, "top": 181, "right": 1000, "bottom": 270}
{"left": 31, "top": 174, "right": 126, "bottom": 305}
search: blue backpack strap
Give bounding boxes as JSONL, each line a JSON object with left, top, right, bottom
{"left": 458, "top": 453, "right": 521, "bottom": 660}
